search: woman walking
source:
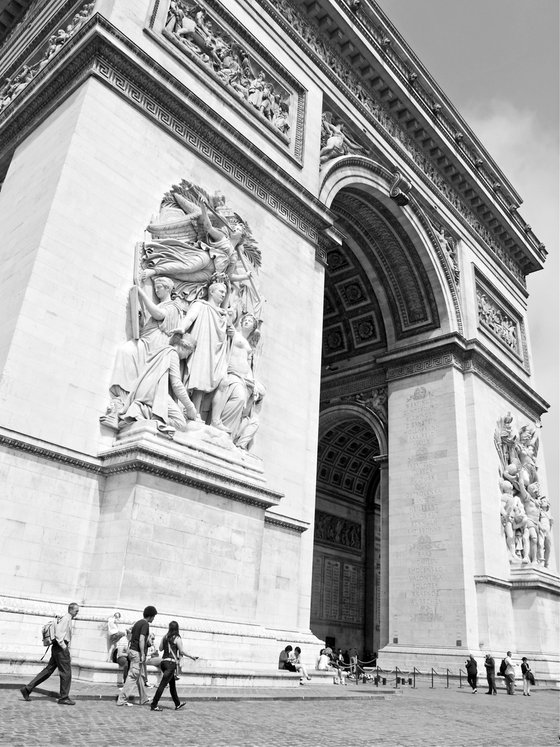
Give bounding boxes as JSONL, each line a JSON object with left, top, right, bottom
{"left": 150, "top": 621, "right": 198, "bottom": 711}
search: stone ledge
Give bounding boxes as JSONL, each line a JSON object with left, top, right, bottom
{"left": 0, "top": 655, "right": 336, "bottom": 687}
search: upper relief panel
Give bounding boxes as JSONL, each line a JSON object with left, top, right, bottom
{"left": 147, "top": 0, "right": 306, "bottom": 162}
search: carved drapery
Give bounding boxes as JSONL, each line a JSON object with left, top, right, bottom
{"left": 159, "top": 0, "right": 303, "bottom": 150}
{"left": 100, "top": 180, "right": 266, "bottom": 451}
{"left": 494, "top": 413, "right": 553, "bottom": 569}
{"left": 477, "top": 289, "right": 519, "bottom": 355}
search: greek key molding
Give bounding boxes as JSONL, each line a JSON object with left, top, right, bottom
{"left": 149, "top": 0, "right": 306, "bottom": 161}
{"left": 380, "top": 335, "right": 547, "bottom": 422}
{"left": 0, "top": 14, "right": 332, "bottom": 255}
{"left": 385, "top": 351, "right": 458, "bottom": 382}
{"left": 0, "top": 427, "right": 283, "bottom": 509}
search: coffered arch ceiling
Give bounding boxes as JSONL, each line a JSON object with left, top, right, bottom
{"left": 317, "top": 417, "right": 380, "bottom": 503}
{"left": 322, "top": 188, "right": 440, "bottom": 365}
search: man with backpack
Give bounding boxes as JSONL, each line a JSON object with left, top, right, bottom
{"left": 20, "top": 602, "right": 80, "bottom": 705}
{"left": 501, "top": 651, "right": 516, "bottom": 694}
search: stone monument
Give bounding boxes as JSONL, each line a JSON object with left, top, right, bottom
{"left": 0, "top": 0, "right": 557, "bottom": 680}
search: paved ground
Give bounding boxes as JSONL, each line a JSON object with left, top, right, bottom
{"left": 1, "top": 676, "right": 557, "bottom": 746}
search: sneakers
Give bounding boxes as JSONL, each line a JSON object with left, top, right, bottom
{"left": 20, "top": 687, "right": 30, "bottom": 702}
{"left": 116, "top": 702, "right": 133, "bottom": 707}
{"left": 175, "top": 702, "right": 186, "bottom": 710}
{"left": 299, "top": 680, "right": 304, "bottom": 686}
{"left": 151, "top": 706, "right": 163, "bottom": 712}
{"left": 57, "top": 698, "right": 76, "bottom": 705}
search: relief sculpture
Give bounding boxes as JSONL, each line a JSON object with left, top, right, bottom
{"left": 494, "top": 413, "right": 553, "bottom": 568}
{"left": 164, "top": 1, "right": 291, "bottom": 137}
{"left": 101, "top": 181, "right": 264, "bottom": 449}
{"left": 319, "top": 111, "right": 368, "bottom": 165}
{"left": 0, "top": 2, "right": 95, "bottom": 113}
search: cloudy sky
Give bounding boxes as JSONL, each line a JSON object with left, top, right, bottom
{"left": 375, "top": 0, "right": 559, "bottom": 515}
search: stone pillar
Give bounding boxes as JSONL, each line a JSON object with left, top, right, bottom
{"left": 378, "top": 361, "right": 480, "bottom": 670}
{"left": 375, "top": 456, "right": 389, "bottom": 652}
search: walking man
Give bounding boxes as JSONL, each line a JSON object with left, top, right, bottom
{"left": 116, "top": 605, "right": 158, "bottom": 706}
{"left": 20, "top": 602, "right": 80, "bottom": 705}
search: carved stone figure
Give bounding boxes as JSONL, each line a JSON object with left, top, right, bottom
{"left": 319, "top": 112, "right": 367, "bottom": 164}
{"left": 211, "top": 313, "right": 265, "bottom": 448}
{"left": 119, "top": 332, "right": 199, "bottom": 437}
{"left": 0, "top": 2, "right": 95, "bottom": 113}
{"left": 100, "top": 277, "right": 184, "bottom": 429}
{"left": 179, "top": 280, "right": 233, "bottom": 426}
{"left": 102, "top": 180, "right": 265, "bottom": 448}
{"left": 163, "top": 1, "right": 291, "bottom": 137}
{"left": 538, "top": 496, "right": 553, "bottom": 568}
{"left": 142, "top": 184, "right": 256, "bottom": 307}
{"left": 494, "top": 414, "right": 552, "bottom": 567}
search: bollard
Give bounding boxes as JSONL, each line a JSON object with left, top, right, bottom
{"left": 382, "top": 677, "right": 386, "bottom": 685}
{"left": 408, "top": 677, "right": 413, "bottom": 686}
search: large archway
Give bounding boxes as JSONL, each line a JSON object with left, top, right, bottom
{"left": 311, "top": 158, "right": 455, "bottom": 660}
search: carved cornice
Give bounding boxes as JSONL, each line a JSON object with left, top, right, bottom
{"left": 258, "top": 0, "right": 544, "bottom": 280}
{"left": 378, "top": 334, "right": 549, "bottom": 420}
{"left": 509, "top": 567, "right": 560, "bottom": 595}
{"left": 0, "top": 13, "right": 333, "bottom": 252}
{"left": 0, "top": 427, "right": 102, "bottom": 474}
{"left": 473, "top": 575, "right": 512, "bottom": 590}
{"left": 0, "top": 426, "right": 283, "bottom": 509}
{"left": 264, "top": 512, "right": 309, "bottom": 533}
{"left": 100, "top": 441, "right": 283, "bottom": 509}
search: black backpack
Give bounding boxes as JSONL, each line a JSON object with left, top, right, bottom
{"left": 499, "top": 658, "right": 508, "bottom": 676}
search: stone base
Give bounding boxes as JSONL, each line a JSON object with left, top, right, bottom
{"left": 0, "top": 596, "right": 325, "bottom": 678}
{"left": 0, "top": 654, "right": 335, "bottom": 688}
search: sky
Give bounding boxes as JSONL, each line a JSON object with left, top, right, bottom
{"left": 375, "top": 0, "right": 559, "bottom": 548}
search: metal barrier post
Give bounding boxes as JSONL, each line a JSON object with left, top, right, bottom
{"left": 446, "top": 669, "right": 450, "bottom": 689}
{"left": 431, "top": 668, "right": 434, "bottom": 688}
{"left": 459, "top": 669, "right": 464, "bottom": 688}
{"left": 395, "top": 667, "right": 399, "bottom": 688}
{"left": 413, "top": 667, "right": 417, "bottom": 688}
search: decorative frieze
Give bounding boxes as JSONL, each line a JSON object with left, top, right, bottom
{"left": 476, "top": 284, "right": 524, "bottom": 361}
{"left": 494, "top": 413, "right": 553, "bottom": 569}
{"left": 0, "top": 1, "right": 95, "bottom": 113}
{"left": 314, "top": 510, "right": 362, "bottom": 551}
{"left": 153, "top": 0, "right": 306, "bottom": 159}
{"left": 261, "top": 0, "right": 528, "bottom": 283}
